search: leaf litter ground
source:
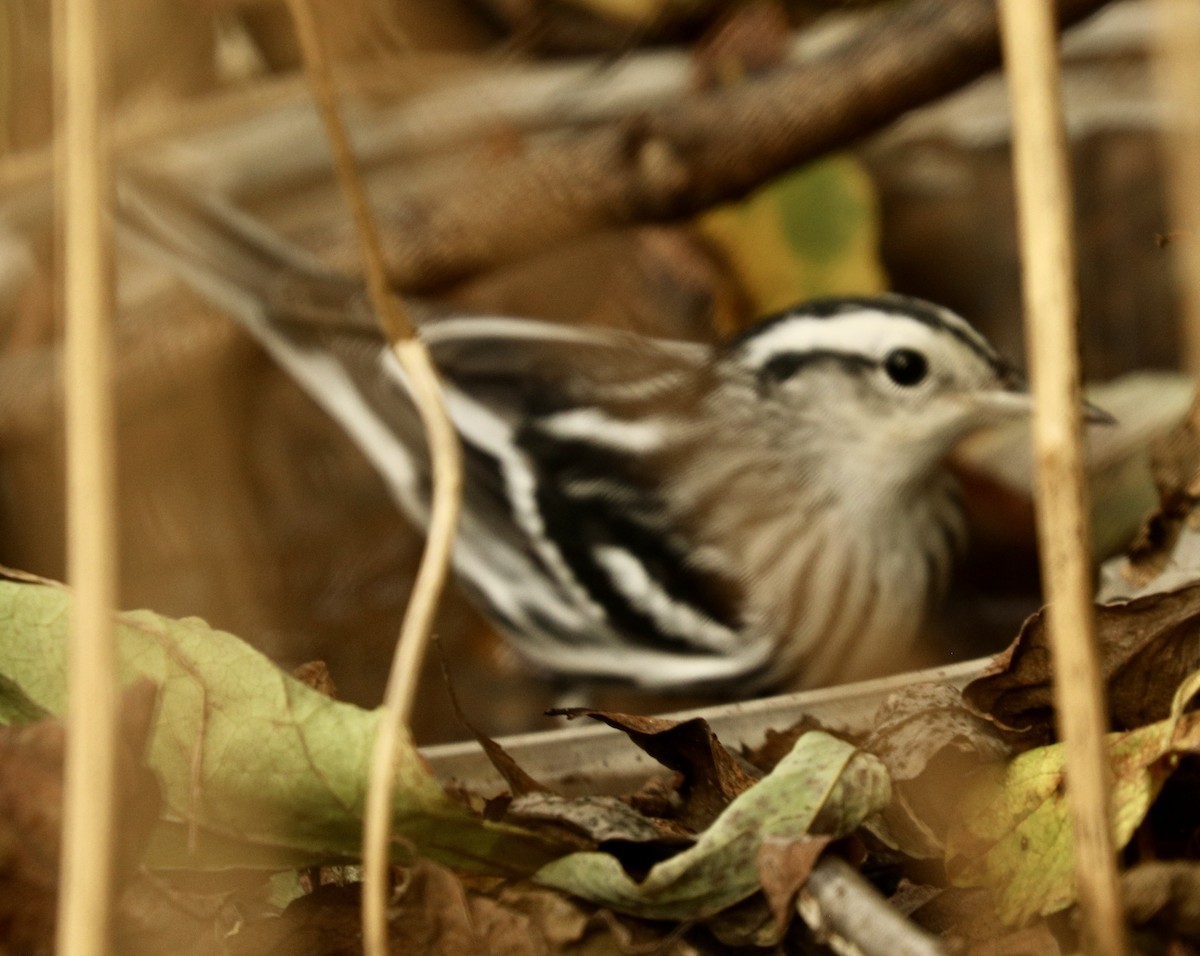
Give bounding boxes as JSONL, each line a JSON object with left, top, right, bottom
{"left": 6, "top": 498, "right": 1200, "bottom": 954}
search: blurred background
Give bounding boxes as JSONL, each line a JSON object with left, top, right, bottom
{"left": 0, "top": 0, "right": 1191, "bottom": 742}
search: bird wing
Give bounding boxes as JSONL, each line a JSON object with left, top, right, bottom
{"left": 117, "top": 175, "right": 769, "bottom": 690}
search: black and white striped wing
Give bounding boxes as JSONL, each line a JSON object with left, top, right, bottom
{"left": 364, "top": 318, "right": 763, "bottom": 688}
{"left": 117, "top": 176, "right": 766, "bottom": 690}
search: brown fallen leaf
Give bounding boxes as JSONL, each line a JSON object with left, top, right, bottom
{"left": 864, "top": 682, "right": 1009, "bottom": 858}
{"left": 0, "top": 681, "right": 162, "bottom": 953}
{"left": 966, "top": 925, "right": 1064, "bottom": 956}
{"left": 741, "top": 714, "right": 830, "bottom": 774}
{"left": 549, "top": 709, "right": 758, "bottom": 832}
{"left": 869, "top": 682, "right": 1010, "bottom": 781}
{"left": 291, "top": 660, "right": 339, "bottom": 699}
{"left": 757, "top": 835, "right": 833, "bottom": 931}
{"left": 1116, "top": 396, "right": 1200, "bottom": 593}
{"left": 964, "top": 583, "right": 1200, "bottom": 741}
{"left": 439, "top": 652, "right": 551, "bottom": 799}
{"left": 1123, "top": 861, "right": 1200, "bottom": 944}
{"left": 474, "top": 732, "right": 552, "bottom": 799}
{"left": 505, "top": 790, "right": 692, "bottom": 847}
{"left": 227, "top": 860, "right": 695, "bottom": 956}
{"left": 118, "top": 870, "right": 282, "bottom": 956}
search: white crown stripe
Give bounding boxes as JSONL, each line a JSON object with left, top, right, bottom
{"left": 738, "top": 311, "right": 949, "bottom": 369}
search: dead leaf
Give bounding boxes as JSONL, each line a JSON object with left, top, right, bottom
{"left": 741, "top": 715, "right": 829, "bottom": 774}
{"left": 964, "top": 583, "right": 1200, "bottom": 739}
{"left": 0, "top": 572, "right": 562, "bottom": 872}
{"left": 888, "top": 879, "right": 943, "bottom": 918}
{"left": 506, "top": 791, "right": 690, "bottom": 846}
{"left": 702, "top": 892, "right": 781, "bottom": 949}
{"left": 1123, "top": 861, "right": 1200, "bottom": 944}
{"left": 291, "top": 661, "right": 339, "bottom": 699}
{"left": 549, "top": 709, "right": 758, "bottom": 832}
{"left": 536, "top": 730, "right": 888, "bottom": 922}
{"left": 869, "top": 683, "right": 1010, "bottom": 781}
{"left": 118, "top": 870, "right": 282, "bottom": 956}
{"left": 757, "top": 835, "right": 833, "bottom": 930}
{"left": 1113, "top": 395, "right": 1200, "bottom": 594}
{"left": 947, "top": 672, "right": 1200, "bottom": 926}
{"left": 865, "top": 683, "right": 1010, "bottom": 857}
{"left": 966, "top": 925, "right": 1064, "bottom": 956}
{"left": 0, "top": 682, "right": 162, "bottom": 953}
{"left": 475, "top": 733, "right": 552, "bottom": 799}
{"left": 227, "top": 861, "right": 693, "bottom": 956}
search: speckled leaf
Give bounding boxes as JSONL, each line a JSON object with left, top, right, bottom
{"left": 946, "top": 671, "right": 1200, "bottom": 925}
{"left": 0, "top": 573, "right": 561, "bottom": 871}
{"left": 535, "top": 730, "right": 889, "bottom": 921}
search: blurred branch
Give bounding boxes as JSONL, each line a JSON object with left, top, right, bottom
{"left": 344, "top": 0, "right": 1114, "bottom": 291}
{"left": 1, "top": 0, "right": 1112, "bottom": 297}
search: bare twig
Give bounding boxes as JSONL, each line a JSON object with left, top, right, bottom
{"left": 998, "top": 2, "right": 1126, "bottom": 954}
{"left": 798, "top": 857, "right": 948, "bottom": 956}
{"left": 280, "top": 3, "right": 464, "bottom": 956}
{"left": 283, "top": 0, "right": 414, "bottom": 343}
{"left": 53, "top": 0, "right": 120, "bottom": 952}
{"left": 1151, "top": 0, "right": 1200, "bottom": 377}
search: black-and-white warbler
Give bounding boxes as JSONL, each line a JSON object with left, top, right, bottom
{"left": 119, "top": 178, "right": 1051, "bottom": 695}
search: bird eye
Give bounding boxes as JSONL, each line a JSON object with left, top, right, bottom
{"left": 883, "top": 348, "right": 928, "bottom": 386}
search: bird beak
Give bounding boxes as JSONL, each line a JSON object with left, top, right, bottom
{"left": 1082, "top": 399, "right": 1117, "bottom": 426}
{"left": 968, "top": 371, "right": 1116, "bottom": 426}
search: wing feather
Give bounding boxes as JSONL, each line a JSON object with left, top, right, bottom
{"left": 118, "top": 175, "right": 771, "bottom": 689}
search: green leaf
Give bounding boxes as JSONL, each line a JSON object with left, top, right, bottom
{"left": 946, "top": 670, "right": 1200, "bottom": 925}
{"left": 698, "top": 155, "right": 885, "bottom": 315}
{"left": 0, "top": 671, "right": 50, "bottom": 725}
{"left": 0, "top": 573, "right": 562, "bottom": 872}
{"left": 535, "top": 730, "right": 889, "bottom": 920}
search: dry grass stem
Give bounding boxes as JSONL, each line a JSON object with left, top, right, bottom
{"left": 360, "top": 339, "right": 462, "bottom": 956}
{"left": 282, "top": 0, "right": 413, "bottom": 342}
{"left": 53, "top": 0, "right": 121, "bottom": 953}
{"left": 998, "top": 2, "right": 1127, "bottom": 954}
{"left": 1151, "top": 0, "right": 1200, "bottom": 377}
{"left": 281, "top": 2, "right": 464, "bottom": 955}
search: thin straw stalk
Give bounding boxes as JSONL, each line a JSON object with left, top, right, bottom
{"left": 1151, "top": 0, "right": 1200, "bottom": 376}
{"left": 53, "top": 0, "right": 121, "bottom": 953}
{"left": 997, "top": 2, "right": 1127, "bottom": 954}
{"left": 280, "top": 4, "right": 464, "bottom": 956}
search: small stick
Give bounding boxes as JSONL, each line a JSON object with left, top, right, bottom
{"left": 997, "top": 2, "right": 1127, "bottom": 954}
{"left": 1151, "top": 0, "right": 1200, "bottom": 377}
{"left": 280, "top": 3, "right": 464, "bottom": 956}
{"left": 53, "top": 0, "right": 121, "bottom": 952}
{"left": 798, "top": 857, "right": 948, "bottom": 956}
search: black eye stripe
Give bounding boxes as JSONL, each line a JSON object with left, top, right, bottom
{"left": 760, "top": 350, "right": 875, "bottom": 384}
